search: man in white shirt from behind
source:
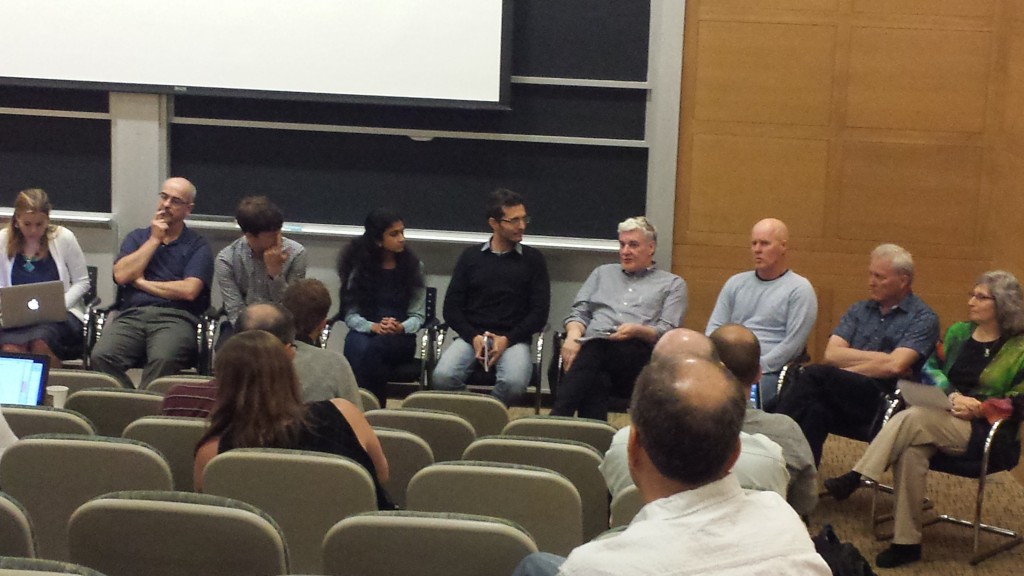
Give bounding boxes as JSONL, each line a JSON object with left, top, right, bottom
{"left": 514, "top": 355, "right": 829, "bottom": 576}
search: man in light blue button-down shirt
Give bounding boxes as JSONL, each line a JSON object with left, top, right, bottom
{"left": 551, "top": 216, "right": 687, "bottom": 420}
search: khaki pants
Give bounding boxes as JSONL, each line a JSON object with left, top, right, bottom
{"left": 853, "top": 406, "right": 972, "bottom": 544}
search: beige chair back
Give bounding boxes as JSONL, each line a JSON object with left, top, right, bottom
{"left": 323, "top": 510, "right": 537, "bottom": 576}
{"left": 464, "top": 435, "right": 608, "bottom": 540}
{"left": 0, "top": 491, "right": 35, "bottom": 557}
{"left": 373, "top": 427, "right": 434, "bottom": 508}
{"left": 402, "top": 391, "right": 509, "bottom": 437}
{"left": 144, "top": 375, "right": 213, "bottom": 396}
{"left": 407, "top": 461, "right": 582, "bottom": 555}
{"left": 610, "top": 484, "right": 644, "bottom": 528}
{"left": 46, "top": 370, "right": 125, "bottom": 395}
{"left": 122, "top": 416, "right": 208, "bottom": 491}
{"left": 202, "top": 448, "right": 375, "bottom": 574}
{"left": 1, "top": 406, "right": 96, "bottom": 437}
{"left": 502, "top": 415, "right": 617, "bottom": 453}
{"left": 68, "top": 490, "right": 288, "bottom": 576}
{"left": 64, "top": 389, "right": 164, "bottom": 437}
{"left": 0, "top": 435, "right": 173, "bottom": 560}
{"left": 359, "top": 388, "right": 382, "bottom": 411}
{"left": 0, "top": 556, "right": 109, "bottom": 575}
{"left": 364, "top": 408, "right": 475, "bottom": 462}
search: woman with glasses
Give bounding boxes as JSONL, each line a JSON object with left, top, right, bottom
{"left": 336, "top": 208, "right": 425, "bottom": 407}
{"left": 194, "top": 329, "right": 393, "bottom": 508}
{"left": 823, "top": 270, "right": 1024, "bottom": 568}
{"left": 0, "top": 188, "right": 89, "bottom": 367}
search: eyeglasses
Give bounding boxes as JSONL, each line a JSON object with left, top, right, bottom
{"left": 158, "top": 192, "right": 192, "bottom": 207}
{"left": 499, "top": 216, "right": 531, "bottom": 226}
{"left": 968, "top": 292, "right": 995, "bottom": 301}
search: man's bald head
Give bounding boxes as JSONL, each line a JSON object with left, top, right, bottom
{"left": 236, "top": 303, "right": 295, "bottom": 345}
{"left": 709, "top": 324, "right": 761, "bottom": 387}
{"left": 629, "top": 354, "right": 745, "bottom": 488}
{"left": 653, "top": 328, "right": 718, "bottom": 362}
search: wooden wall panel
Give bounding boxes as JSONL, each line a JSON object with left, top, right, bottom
{"left": 846, "top": 27, "right": 992, "bottom": 133}
{"left": 837, "top": 142, "right": 983, "bottom": 243}
{"left": 853, "top": 0, "right": 996, "bottom": 18}
{"left": 1004, "top": 31, "right": 1024, "bottom": 149}
{"left": 689, "top": 135, "right": 829, "bottom": 236}
{"left": 694, "top": 21, "right": 836, "bottom": 126}
{"left": 709, "top": 0, "right": 839, "bottom": 14}
{"left": 676, "top": 0, "right": 1007, "bottom": 362}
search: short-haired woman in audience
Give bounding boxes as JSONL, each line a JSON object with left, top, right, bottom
{"left": 194, "top": 330, "right": 393, "bottom": 508}
{"left": 337, "top": 208, "right": 425, "bottom": 407}
{"left": 0, "top": 188, "right": 90, "bottom": 367}
{"left": 824, "top": 270, "right": 1024, "bottom": 568}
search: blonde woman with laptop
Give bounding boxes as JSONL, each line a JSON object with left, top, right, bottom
{"left": 0, "top": 188, "right": 90, "bottom": 367}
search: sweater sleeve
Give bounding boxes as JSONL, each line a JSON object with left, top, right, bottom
{"left": 505, "top": 248, "right": 550, "bottom": 345}
{"left": 760, "top": 279, "right": 818, "bottom": 373}
{"left": 442, "top": 247, "right": 479, "bottom": 342}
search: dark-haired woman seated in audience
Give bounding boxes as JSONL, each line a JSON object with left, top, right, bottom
{"left": 824, "top": 270, "right": 1024, "bottom": 568}
{"left": 0, "top": 188, "right": 90, "bottom": 367}
{"left": 193, "top": 330, "right": 394, "bottom": 509}
{"left": 337, "top": 209, "right": 425, "bottom": 407}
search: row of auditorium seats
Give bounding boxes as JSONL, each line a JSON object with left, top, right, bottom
{"left": 2, "top": 491, "right": 541, "bottom": 576}
{"left": 1, "top": 390, "right": 636, "bottom": 575}
{"left": 0, "top": 438, "right": 631, "bottom": 574}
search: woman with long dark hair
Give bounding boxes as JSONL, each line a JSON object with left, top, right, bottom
{"left": 0, "top": 188, "right": 90, "bottom": 367}
{"left": 337, "top": 209, "right": 425, "bottom": 406}
{"left": 194, "top": 330, "right": 392, "bottom": 508}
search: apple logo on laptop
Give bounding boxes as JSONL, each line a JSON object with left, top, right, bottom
{"left": 27, "top": 298, "right": 40, "bottom": 311}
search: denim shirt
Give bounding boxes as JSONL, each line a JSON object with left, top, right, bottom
{"left": 832, "top": 293, "right": 939, "bottom": 377}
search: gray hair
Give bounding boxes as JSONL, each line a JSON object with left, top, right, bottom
{"left": 871, "top": 243, "right": 914, "bottom": 281}
{"left": 618, "top": 216, "right": 657, "bottom": 243}
{"left": 977, "top": 270, "right": 1024, "bottom": 337}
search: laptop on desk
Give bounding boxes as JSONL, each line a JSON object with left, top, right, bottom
{"left": 0, "top": 280, "right": 67, "bottom": 328}
{"left": 0, "top": 351, "right": 50, "bottom": 406}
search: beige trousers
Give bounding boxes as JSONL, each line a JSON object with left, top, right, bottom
{"left": 853, "top": 406, "right": 972, "bottom": 544}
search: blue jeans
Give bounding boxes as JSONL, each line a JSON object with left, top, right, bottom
{"left": 757, "top": 371, "right": 781, "bottom": 408}
{"left": 344, "top": 330, "right": 416, "bottom": 407}
{"left": 512, "top": 552, "right": 566, "bottom": 576}
{"left": 432, "top": 337, "right": 532, "bottom": 406}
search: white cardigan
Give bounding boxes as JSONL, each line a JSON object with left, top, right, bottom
{"left": 0, "top": 225, "right": 91, "bottom": 322}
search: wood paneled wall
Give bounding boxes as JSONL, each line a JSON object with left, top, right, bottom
{"left": 674, "top": 0, "right": 1017, "bottom": 360}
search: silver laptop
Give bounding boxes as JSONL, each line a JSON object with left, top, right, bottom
{"left": 0, "top": 280, "right": 67, "bottom": 328}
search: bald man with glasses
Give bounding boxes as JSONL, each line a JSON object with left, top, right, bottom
{"left": 91, "top": 177, "right": 214, "bottom": 389}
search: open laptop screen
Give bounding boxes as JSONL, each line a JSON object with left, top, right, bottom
{"left": 0, "top": 352, "right": 50, "bottom": 406}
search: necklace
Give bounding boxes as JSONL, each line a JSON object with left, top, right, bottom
{"left": 21, "top": 248, "right": 42, "bottom": 272}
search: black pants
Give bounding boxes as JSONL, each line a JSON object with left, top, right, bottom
{"left": 772, "top": 364, "right": 895, "bottom": 466}
{"left": 551, "top": 338, "right": 653, "bottom": 420}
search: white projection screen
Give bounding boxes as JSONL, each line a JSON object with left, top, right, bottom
{"left": 0, "top": 0, "right": 512, "bottom": 108}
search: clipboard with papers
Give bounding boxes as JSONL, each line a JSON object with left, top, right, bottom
{"left": 897, "top": 379, "right": 952, "bottom": 411}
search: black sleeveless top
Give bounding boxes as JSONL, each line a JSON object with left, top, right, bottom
{"left": 219, "top": 400, "right": 395, "bottom": 509}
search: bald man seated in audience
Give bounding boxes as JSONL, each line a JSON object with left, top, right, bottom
{"left": 161, "top": 302, "right": 299, "bottom": 418}
{"left": 513, "top": 355, "right": 830, "bottom": 576}
{"left": 601, "top": 329, "right": 790, "bottom": 504}
{"left": 162, "top": 301, "right": 361, "bottom": 417}
{"left": 705, "top": 218, "right": 817, "bottom": 406}
{"left": 710, "top": 324, "right": 818, "bottom": 518}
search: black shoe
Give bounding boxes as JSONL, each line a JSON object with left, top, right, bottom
{"left": 824, "top": 471, "right": 862, "bottom": 501}
{"left": 875, "top": 544, "right": 921, "bottom": 568}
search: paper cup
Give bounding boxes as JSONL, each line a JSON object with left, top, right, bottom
{"left": 47, "top": 385, "right": 69, "bottom": 409}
